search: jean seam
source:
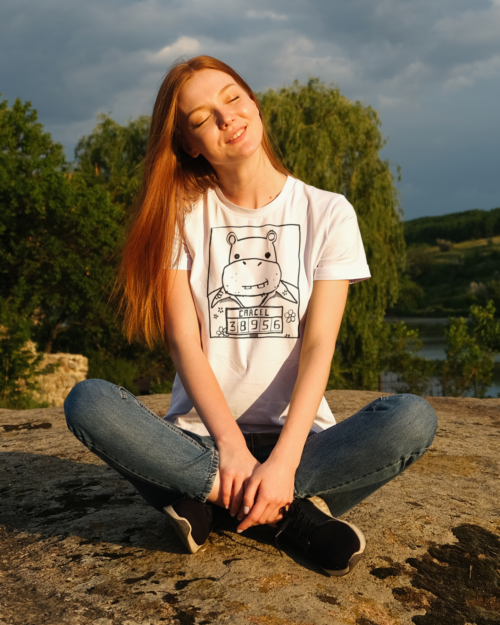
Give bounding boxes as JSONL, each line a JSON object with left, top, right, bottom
{"left": 197, "top": 447, "right": 220, "bottom": 503}
{"left": 298, "top": 446, "right": 431, "bottom": 496}
{"left": 118, "top": 387, "right": 208, "bottom": 453}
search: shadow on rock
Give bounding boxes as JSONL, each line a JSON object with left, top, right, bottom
{"left": 1, "top": 451, "right": 190, "bottom": 554}
{"left": 0, "top": 451, "right": 291, "bottom": 561}
{"left": 394, "top": 524, "right": 500, "bottom": 625}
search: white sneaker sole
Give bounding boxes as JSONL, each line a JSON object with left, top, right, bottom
{"left": 164, "top": 505, "right": 201, "bottom": 554}
{"left": 308, "top": 496, "right": 366, "bottom": 577}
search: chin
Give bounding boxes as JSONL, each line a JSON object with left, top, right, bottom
{"left": 233, "top": 135, "right": 263, "bottom": 160}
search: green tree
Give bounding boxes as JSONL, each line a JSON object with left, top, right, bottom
{"left": 0, "top": 295, "right": 51, "bottom": 408}
{"left": 378, "top": 322, "right": 435, "bottom": 395}
{"left": 441, "top": 301, "right": 500, "bottom": 398}
{"left": 393, "top": 274, "right": 425, "bottom": 312}
{"left": 0, "top": 95, "right": 125, "bottom": 355}
{"left": 259, "top": 78, "right": 405, "bottom": 388}
{"left": 74, "top": 114, "right": 150, "bottom": 210}
{"left": 405, "top": 244, "right": 434, "bottom": 280}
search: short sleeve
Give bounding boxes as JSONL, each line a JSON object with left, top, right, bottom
{"left": 169, "top": 231, "right": 193, "bottom": 271}
{"left": 313, "top": 196, "right": 371, "bottom": 283}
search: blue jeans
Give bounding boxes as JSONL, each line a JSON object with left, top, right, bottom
{"left": 64, "top": 379, "right": 438, "bottom": 518}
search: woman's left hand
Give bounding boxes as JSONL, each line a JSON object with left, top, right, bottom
{"left": 235, "top": 456, "right": 296, "bottom": 532}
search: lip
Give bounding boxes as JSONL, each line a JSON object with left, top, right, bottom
{"left": 226, "top": 125, "right": 247, "bottom": 144}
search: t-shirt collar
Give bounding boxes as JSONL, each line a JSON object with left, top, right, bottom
{"left": 214, "top": 175, "right": 296, "bottom": 218}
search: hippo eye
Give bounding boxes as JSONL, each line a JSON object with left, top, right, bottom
{"left": 265, "top": 252, "right": 271, "bottom": 259}
{"left": 234, "top": 254, "right": 240, "bottom": 259}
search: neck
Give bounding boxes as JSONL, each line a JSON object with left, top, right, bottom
{"left": 213, "top": 148, "right": 287, "bottom": 209}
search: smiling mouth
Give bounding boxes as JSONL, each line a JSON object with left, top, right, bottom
{"left": 227, "top": 126, "right": 247, "bottom": 142}
{"left": 243, "top": 279, "right": 268, "bottom": 290}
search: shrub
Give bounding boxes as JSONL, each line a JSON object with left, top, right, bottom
{"left": 0, "top": 296, "right": 51, "bottom": 408}
{"left": 87, "top": 350, "right": 139, "bottom": 395}
{"left": 149, "top": 378, "right": 174, "bottom": 394}
{"left": 441, "top": 301, "right": 500, "bottom": 398}
{"left": 436, "top": 238, "right": 453, "bottom": 252}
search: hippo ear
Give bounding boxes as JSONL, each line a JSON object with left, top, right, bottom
{"left": 267, "top": 230, "right": 277, "bottom": 243}
{"left": 226, "top": 232, "right": 237, "bottom": 246}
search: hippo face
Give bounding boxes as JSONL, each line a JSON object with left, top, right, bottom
{"left": 222, "top": 230, "right": 281, "bottom": 298}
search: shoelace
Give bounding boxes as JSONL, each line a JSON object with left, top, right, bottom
{"left": 274, "top": 500, "right": 316, "bottom": 556}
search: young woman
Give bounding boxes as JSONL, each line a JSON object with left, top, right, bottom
{"left": 64, "top": 55, "right": 438, "bottom": 577}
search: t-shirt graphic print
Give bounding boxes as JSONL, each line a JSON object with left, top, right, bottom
{"left": 207, "top": 224, "right": 301, "bottom": 339}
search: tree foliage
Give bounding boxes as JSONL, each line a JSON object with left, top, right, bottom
{"left": 74, "top": 113, "right": 150, "bottom": 210}
{"left": 441, "top": 301, "right": 500, "bottom": 398}
{"left": 378, "top": 322, "right": 435, "bottom": 395}
{"left": 0, "top": 95, "right": 125, "bottom": 354}
{"left": 0, "top": 295, "right": 51, "bottom": 408}
{"left": 405, "top": 207, "right": 500, "bottom": 246}
{"left": 258, "top": 78, "right": 405, "bottom": 388}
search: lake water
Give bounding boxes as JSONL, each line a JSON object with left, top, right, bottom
{"left": 383, "top": 317, "right": 500, "bottom": 397}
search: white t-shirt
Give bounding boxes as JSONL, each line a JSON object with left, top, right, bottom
{"left": 164, "top": 176, "right": 371, "bottom": 436}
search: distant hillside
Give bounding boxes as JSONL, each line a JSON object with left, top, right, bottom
{"left": 389, "top": 234, "right": 500, "bottom": 318}
{"left": 405, "top": 207, "right": 500, "bottom": 246}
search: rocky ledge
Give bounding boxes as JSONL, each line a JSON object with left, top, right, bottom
{"left": 1, "top": 391, "right": 499, "bottom": 625}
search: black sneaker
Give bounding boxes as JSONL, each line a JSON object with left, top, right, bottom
{"left": 275, "top": 496, "right": 366, "bottom": 576}
{"left": 164, "top": 498, "right": 215, "bottom": 554}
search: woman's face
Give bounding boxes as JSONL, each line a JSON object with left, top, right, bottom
{"left": 177, "top": 69, "right": 263, "bottom": 167}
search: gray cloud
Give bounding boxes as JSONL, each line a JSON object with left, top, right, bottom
{"left": 1, "top": 0, "right": 499, "bottom": 218}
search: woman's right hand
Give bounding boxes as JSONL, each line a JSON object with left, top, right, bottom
{"left": 217, "top": 442, "right": 261, "bottom": 518}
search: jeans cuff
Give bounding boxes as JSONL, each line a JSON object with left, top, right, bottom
{"left": 196, "top": 446, "right": 220, "bottom": 503}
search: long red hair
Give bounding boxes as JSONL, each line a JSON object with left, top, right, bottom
{"left": 118, "top": 55, "right": 289, "bottom": 348}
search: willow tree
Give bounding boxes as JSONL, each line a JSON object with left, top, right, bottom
{"left": 258, "top": 78, "right": 405, "bottom": 389}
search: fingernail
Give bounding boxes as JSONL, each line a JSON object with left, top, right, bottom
{"left": 230, "top": 512, "right": 235, "bottom": 517}
{"left": 243, "top": 506, "right": 250, "bottom": 515}
{"left": 236, "top": 529, "right": 242, "bottom": 533}
{"left": 225, "top": 505, "right": 229, "bottom": 509}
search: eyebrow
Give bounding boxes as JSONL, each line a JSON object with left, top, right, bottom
{"left": 187, "top": 83, "right": 237, "bottom": 120}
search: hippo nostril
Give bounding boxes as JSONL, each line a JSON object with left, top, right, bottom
{"left": 258, "top": 262, "right": 262, "bottom": 266}
{"left": 243, "top": 261, "right": 246, "bottom": 265}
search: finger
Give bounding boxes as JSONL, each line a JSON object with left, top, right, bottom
{"left": 230, "top": 480, "right": 244, "bottom": 518}
{"left": 221, "top": 474, "right": 233, "bottom": 510}
{"left": 238, "top": 478, "right": 259, "bottom": 520}
{"left": 237, "top": 498, "right": 267, "bottom": 532}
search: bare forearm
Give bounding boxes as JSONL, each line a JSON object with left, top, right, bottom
{"left": 269, "top": 280, "right": 348, "bottom": 470}
{"left": 169, "top": 337, "right": 246, "bottom": 449}
{"left": 269, "top": 345, "right": 333, "bottom": 468}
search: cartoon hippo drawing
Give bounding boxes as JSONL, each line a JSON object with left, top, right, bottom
{"left": 208, "top": 229, "right": 299, "bottom": 338}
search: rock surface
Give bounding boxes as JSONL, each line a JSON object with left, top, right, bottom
{"left": 1, "top": 390, "right": 499, "bottom": 625}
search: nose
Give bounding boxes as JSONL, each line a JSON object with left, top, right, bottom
{"left": 216, "top": 108, "right": 235, "bottom": 129}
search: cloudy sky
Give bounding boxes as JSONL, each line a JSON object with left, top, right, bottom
{"left": 2, "top": 0, "right": 499, "bottom": 220}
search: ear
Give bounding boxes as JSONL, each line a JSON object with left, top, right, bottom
{"left": 180, "top": 134, "right": 200, "bottom": 159}
{"left": 183, "top": 142, "right": 200, "bottom": 159}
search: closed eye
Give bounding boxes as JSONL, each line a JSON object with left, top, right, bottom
{"left": 194, "top": 116, "right": 210, "bottom": 128}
